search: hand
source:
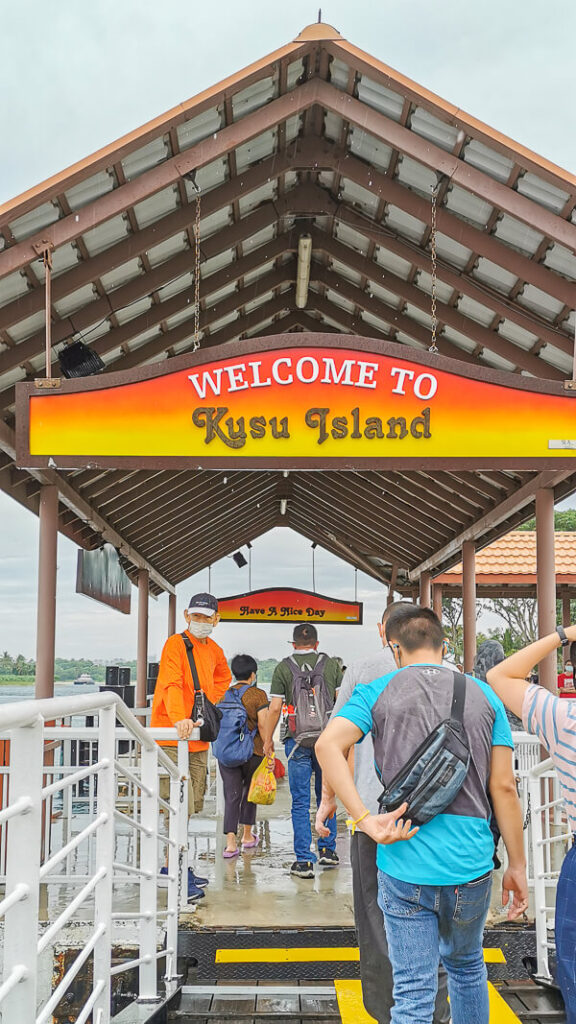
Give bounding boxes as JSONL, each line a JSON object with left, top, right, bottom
{"left": 501, "top": 865, "right": 528, "bottom": 921}
{"left": 315, "top": 796, "right": 337, "bottom": 837}
{"left": 175, "top": 719, "right": 194, "bottom": 740}
{"left": 263, "top": 739, "right": 275, "bottom": 758}
{"left": 361, "top": 803, "right": 419, "bottom": 845}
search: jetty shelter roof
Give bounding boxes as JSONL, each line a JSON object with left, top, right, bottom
{"left": 1, "top": 21, "right": 576, "bottom": 595}
{"left": 432, "top": 530, "right": 576, "bottom": 597}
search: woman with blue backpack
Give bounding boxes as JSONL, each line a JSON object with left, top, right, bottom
{"left": 212, "top": 654, "right": 270, "bottom": 858}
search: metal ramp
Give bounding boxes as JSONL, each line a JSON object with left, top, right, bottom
{"left": 170, "top": 926, "right": 567, "bottom": 1024}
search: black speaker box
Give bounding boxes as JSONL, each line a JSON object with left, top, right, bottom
{"left": 105, "top": 665, "right": 119, "bottom": 686}
{"left": 148, "top": 662, "right": 159, "bottom": 680}
{"left": 118, "top": 666, "right": 131, "bottom": 686}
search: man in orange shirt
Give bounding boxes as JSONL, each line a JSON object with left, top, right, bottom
{"left": 151, "top": 592, "right": 231, "bottom": 900}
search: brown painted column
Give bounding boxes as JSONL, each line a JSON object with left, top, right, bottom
{"left": 168, "top": 592, "right": 177, "bottom": 637}
{"left": 136, "top": 569, "right": 149, "bottom": 708}
{"left": 35, "top": 486, "right": 59, "bottom": 699}
{"left": 432, "top": 583, "right": 443, "bottom": 622}
{"left": 536, "top": 488, "right": 557, "bottom": 692}
{"left": 419, "top": 571, "right": 431, "bottom": 608}
{"left": 462, "top": 541, "right": 476, "bottom": 673}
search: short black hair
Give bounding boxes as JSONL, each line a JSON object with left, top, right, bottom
{"left": 231, "top": 654, "right": 258, "bottom": 680}
{"left": 385, "top": 606, "right": 444, "bottom": 653}
{"left": 381, "top": 600, "right": 415, "bottom": 625}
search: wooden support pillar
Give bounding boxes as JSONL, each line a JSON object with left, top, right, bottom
{"left": 562, "top": 594, "right": 571, "bottom": 664}
{"left": 35, "top": 486, "right": 59, "bottom": 699}
{"left": 387, "top": 563, "right": 399, "bottom": 607}
{"left": 136, "top": 569, "right": 149, "bottom": 709}
{"left": 419, "top": 571, "right": 431, "bottom": 608}
{"left": 432, "top": 583, "right": 443, "bottom": 622}
{"left": 168, "top": 592, "right": 177, "bottom": 637}
{"left": 462, "top": 541, "right": 476, "bottom": 674}
{"left": 536, "top": 488, "right": 557, "bottom": 692}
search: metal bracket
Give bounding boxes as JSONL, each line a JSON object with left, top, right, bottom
{"left": 32, "top": 239, "right": 55, "bottom": 258}
{"left": 564, "top": 380, "right": 576, "bottom": 390}
{"left": 34, "top": 378, "right": 61, "bottom": 389}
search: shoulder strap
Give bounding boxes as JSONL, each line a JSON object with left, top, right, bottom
{"left": 181, "top": 632, "right": 201, "bottom": 693}
{"left": 450, "top": 671, "right": 467, "bottom": 725}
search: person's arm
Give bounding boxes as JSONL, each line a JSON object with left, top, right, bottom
{"left": 212, "top": 648, "right": 233, "bottom": 702}
{"left": 488, "top": 746, "right": 528, "bottom": 921}
{"left": 487, "top": 625, "right": 576, "bottom": 717}
{"left": 315, "top": 717, "right": 418, "bottom": 845}
{"left": 256, "top": 707, "right": 269, "bottom": 746}
{"left": 263, "top": 697, "right": 282, "bottom": 756}
{"left": 315, "top": 667, "right": 359, "bottom": 835}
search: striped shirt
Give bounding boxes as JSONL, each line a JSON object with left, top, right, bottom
{"left": 522, "top": 684, "right": 576, "bottom": 830}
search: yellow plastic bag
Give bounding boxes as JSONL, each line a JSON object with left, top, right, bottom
{"left": 247, "top": 756, "right": 277, "bottom": 805}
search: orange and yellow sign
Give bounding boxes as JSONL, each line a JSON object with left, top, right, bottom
{"left": 16, "top": 338, "right": 576, "bottom": 468}
{"left": 217, "top": 588, "right": 363, "bottom": 624}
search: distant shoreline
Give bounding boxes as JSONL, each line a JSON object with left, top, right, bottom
{"left": 0, "top": 678, "right": 98, "bottom": 687}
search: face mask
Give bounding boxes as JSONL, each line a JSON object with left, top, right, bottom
{"left": 187, "top": 620, "right": 214, "bottom": 639}
{"left": 566, "top": 665, "right": 574, "bottom": 675}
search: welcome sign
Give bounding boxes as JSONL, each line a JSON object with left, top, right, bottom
{"left": 16, "top": 335, "right": 576, "bottom": 469}
{"left": 218, "top": 587, "right": 363, "bottom": 624}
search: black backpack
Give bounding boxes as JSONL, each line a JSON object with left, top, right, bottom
{"left": 376, "top": 671, "right": 471, "bottom": 826}
{"left": 284, "top": 653, "right": 334, "bottom": 752}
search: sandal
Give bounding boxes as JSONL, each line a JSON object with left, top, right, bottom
{"left": 223, "top": 848, "right": 239, "bottom": 859}
{"left": 242, "top": 834, "right": 260, "bottom": 849}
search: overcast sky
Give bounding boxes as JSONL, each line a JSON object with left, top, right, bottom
{"left": 1, "top": 0, "right": 575, "bottom": 665}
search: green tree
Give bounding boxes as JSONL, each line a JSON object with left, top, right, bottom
{"left": 517, "top": 510, "right": 576, "bottom": 531}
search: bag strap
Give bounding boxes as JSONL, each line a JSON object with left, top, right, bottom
{"left": 181, "top": 632, "right": 201, "bottom": 693}
{"left": 450, "top": 671, "right": 467, "bottom": 725}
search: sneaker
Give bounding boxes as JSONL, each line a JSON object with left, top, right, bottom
{"left": 290, "top": 860, "right": 315, "bottom": 878}
{"left": 189, "top": 868, "right": 209, "bottom": 887}
{"left": 187, "top": 877, "right": 205, "bottom": 902}
{"left": 318, "top": 849, "right": 339, "bottom": 867}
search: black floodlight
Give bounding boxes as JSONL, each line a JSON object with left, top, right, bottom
{"left": 59, "top": 340, "right": 105, "bottom": 379}
{"left": 232, "top": 551, "right": 248, "bottom": 568}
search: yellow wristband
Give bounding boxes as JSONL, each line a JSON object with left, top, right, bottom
{"left": 345, "top": 809, "right": 370, "bottom": 835}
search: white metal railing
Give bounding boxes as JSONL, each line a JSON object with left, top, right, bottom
{"left": 527, "top": 756, "right": 572, "bottom": 984}
{"left": 511, "top": 731, "right": 541, "bottom": 884}
{"left": 0, "top": 693, "right": 191, "bottom": 1023}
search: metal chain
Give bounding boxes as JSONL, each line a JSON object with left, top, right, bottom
{"left": 190, "top": 177, "right": 202, "bottom": 351}
{"left": 522, "top": 790, "right": 531, "bottom": 831}
{"left": 429, "top": 183, "right": 439, "bottom": 354}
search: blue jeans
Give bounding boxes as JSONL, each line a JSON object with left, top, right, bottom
{"left": 284, "top": 738, "right": 337, "bottom": 862}
{"left": 378, "top": 869, "right": 492, "bottom": 1024}
{"left": 556, "top": 841, "right": 576, "bottom": 1023}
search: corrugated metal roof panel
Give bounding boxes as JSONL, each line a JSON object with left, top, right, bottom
{"left": 50, "top": 243, "right": 81, "bottom": 277}
{"left": 325, "top": 287, "right": 355, "bottom": 314}
{"left": 285, "top": 114, "right": 302, "bottom": 144}
{"left": 403, "top": 302, "right": 432, "bottom": 329}
{"left": 329, "top": 58, "right": 351, "bottom": 90}
{"left": 472, "top": 257, "right": 518, "bottom": 294}
{"left": 8, "top": 309, "right": 46, "bottom": 344}
{"left": 165, "top": 307, "right": 196, "bottom": 331}
{"left": 339, "top": 178, "right": 380, "bottom": 217}
{"left": 134, "top": 187, "right": 179, "bottom": 231}
{"left": 204, "top": 280, "right": 237, "bottom": 305}
{"left": 201, "top": 250, "right": 235, "bottom": 277}
{"left": 414, "top": 270, "right": 454, "bottom": 304}
{"left": 410, "top": 107, "right": 462, "bottom": 152}
{"left": 187, "top": 159, "right": 228, "bottom": 196}
{"left": 176, "top": 107, "right": 222, "bottom": 151}
{"left": 480, "top": 349, "right": 517, "bottom": 371}
{"left": 493, "top": 214, "right": 543, "bottom": 257}
{"left": 334, "top": 220, "right": 370, "bottom": 254}
{"left": 385, "top": 205, "right": 426, "bottom": 244}
{"left": 80, "top": 318, "right": 110, "bottom": 343}
{"left": 122, "top": 138, "right": 169, "bottom": 180}
{"left": 395, "top": 330, "right": 427, "bottom": 350}
{"left": 328, "top": 258, "right": 363, "bottom": 287}
{"left": 463, "top": 140, "right": 515, "bottom": 183}
{"left": 114, "top": 296, "right": 152, "bottom": 325}
{"left": 443, "top": 185, "right": 492, "bottom": 228}
{"left": 497, "top": 319, "right": 538, "bottom": 351}
{"left": 64, "top": 170, "right": 114, "bottom": 212}
{"left": 9, "top": 201, "right": 59, "bottom": 242}
{"left": 244, "top": 223, "right": 276, "bottom": 250}
{"left": 539, "top": 344, "right": 572, "bottom": 373}
{"left": 125, "top": 324, "right": 162, "bottom": 352}
{"left": 1, "top": 365, "right": 27, "bottom": 389}
{"left": 209, "top": 310, "right": 239, "bottom": 333}
{"left": 146, "top": 233, "right": 188, "bottom": 268}
{"left": 456, "top": 294, "right": 496, "bottom": 327}
{"left": 244, "top": 288, "right": 276, "bottom": 314}
{"left": 0, "top": 270, "right": 30, "bottom": 305}
{"left": 201, "top": 206, "right": 233, "bottom": 238}
{"left": 235, "top": 130, "right": 277, "bottom": 172}
{"left": 158, "top": 271, "right": 194, "bottom": 300}
{"left": 543, "top": 243, "right": 576, "bottom": 281}
{"left": 349, "top": 126, "right": 393, "bottom": 171}
{"left": 243, "top": 259, "right": 277, "bottom": 287}
{"left": 517, "top": 284, "right": 565, "bottom": 320}
{"left": 433, "top": 231, "right": 472, "bottom": 270}
{"left": 373, "top": 247, "right": 412, "bottom": 280}
{"left": 286, "top": 59, "right": 304, "bottom": 90}
{"left": 516, "top": 172, "right": 570, "bottom": 213}
{"left": 324, "top": 111, "right": 343, "bottom": 143}
{"left": 356, "top": 76, "right": 405, "bottom": 122}
{"left": 361, "top": 309, "right": 393, "bottom": 334}
{"left": 396, "top": 155, "right": 437, "bottom": 195}
{"left": 238, "top": 180, "right": 276, "bottom": 216}
{"left": 368, "top": 280, "right": 402, "bottom": 307}
{"left": 53, "top": 283, "right": 97, "bottom": 319}
{"left": 82, "top": 216, "right": 130, "bottom": 256}
{"left": 441, "top": 325, "right": 478, "bottom": 353}
{"left": 100, "top": 258, "right": 144, "bottom": 293}
{"left": 172, "top": 334, "right": 199, "bottom": 355}
{"left": 232, "top": 76, "right": 277, "bottom": 120}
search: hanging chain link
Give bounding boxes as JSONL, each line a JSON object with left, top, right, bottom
{"left": 429, "top": 183, "right": 439, "bottom": 354}
{"left": 522, "top": 790, "right": 531, "bottom": 831}
{"left": 189, "top": 177, "right": 202, "bottom": 351}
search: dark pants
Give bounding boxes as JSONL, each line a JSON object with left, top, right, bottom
{"left": 556, "top": 842, "right": 576, "bottom": 1023}
{"left": 351, "top": 831, "right": 450, "bottom": 1024}
{"left": 219, "top": 754, "right": 261, "bottom": 835}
